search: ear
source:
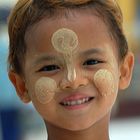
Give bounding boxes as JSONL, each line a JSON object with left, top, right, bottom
{"left": 119, "top": 51, "right": 134, "bottom": 90}
{"left": 9, "top": 71, "right": 31, "bottom": 103}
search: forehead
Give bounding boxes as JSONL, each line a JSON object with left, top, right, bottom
{"left": 25, "top": 11, "right": 117, "bottom": 56}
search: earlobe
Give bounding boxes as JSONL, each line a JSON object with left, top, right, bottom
{"left": 22, "top": 91, "right": 31, "bottom": 103}
{"left": 9, "top": 71, "right": 31, "bottom": 103}
{"left": 119, "top": 52, "right": 134, "bottom": 90}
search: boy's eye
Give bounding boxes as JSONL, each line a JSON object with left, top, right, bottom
{"left": 83, "top": 59, "right": 103, "bottom": 66}
{"left": 38, "top": 65, "right": 60, "bottom": 72}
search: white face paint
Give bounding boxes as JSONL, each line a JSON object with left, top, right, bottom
{"left": 94, "top": 69, "right": 115, "bottom": 97}
{"left": 51, "top": 28, "right": 78, "bottom": 82}
{"left": 35, "top": 77, "right": 57, "bottom": 104}
{"left": 51, "top": 28, "right": 78, "bottom": 53}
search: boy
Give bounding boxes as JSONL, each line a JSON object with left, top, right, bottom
{"left": 8, "top": 0, "right": 134, "bottom": 140}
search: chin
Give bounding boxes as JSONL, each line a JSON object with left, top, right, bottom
{"left": 66, "top": 126, "right": 92, "bottom": 131}
{"left": 58, "top": 120, "right": 95, "bottom": 131}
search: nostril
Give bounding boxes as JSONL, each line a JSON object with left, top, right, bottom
{"left": 60, "top": 79, "right": 88, "bottom": 90}
{"left": 61, "top": 84, "right": 71, "bottom": 89}
{"left": 79, "top": 84, "right": 85, "bottom": 87}
{"left": 65, "top": 86, "right": 71, "bottom": 89}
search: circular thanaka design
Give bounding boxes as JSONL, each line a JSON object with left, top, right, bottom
{"left": 51, "top": 28, "right": 78, "bottom": 82}
{"left": 35, "top": 77, "right": 57, "bottom": 104}
{"left": 94, "top": 69, "right": 115, "bottom": 97}
{"left": 51, "top": 28, "right": 78, "bottom": 53}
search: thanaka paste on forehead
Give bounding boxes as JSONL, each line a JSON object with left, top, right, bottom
{"left": 51, "top": 28, "right": 78, "bottom": 53}
{"left": 35, "top": 77, "right": 57, "bottom": 104}
{"left": 51, "top": 28, "right": 78, "bottom": 82}
{"left": 93, "top": 69, "right": 115, "bottom": 97}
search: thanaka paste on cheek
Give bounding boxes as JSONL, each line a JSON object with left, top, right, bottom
{"left": 51, "top": 28, "right": 78, "bottom": 82}
{"left": 35, "top": 77, "right": 57, "bottom": 104}
{"left": 93, "top": 69, "right": 115, "bottom": 96}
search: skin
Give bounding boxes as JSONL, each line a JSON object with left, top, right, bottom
{"left": 51, "top": 28, "right": 78, "bottom": 82}
{"left": 35, "top": 68, "right": 115, "bottom": 104}
{"left": 34, "top": 28, "right": 117, "bottom": 104}
{"left": 24, "top": 12, "right": 120, "bottom": 139}
{"left": 35, "top": 27, "right": 116, "bottom": 104}
{"left": 9, "top": 9, "right": 134, "bottom": 140}
{"left": 35, "top": 77, "right": 57, "bottom": 104}
{"left": 94, "top": 69, "right": 115, "bottom": 97}
{"left": 35, "top": 28, "right": 78, "bottom": 104}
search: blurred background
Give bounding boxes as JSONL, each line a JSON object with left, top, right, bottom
{"left": 0, "top": 0, "right": 140, "bottom": 140}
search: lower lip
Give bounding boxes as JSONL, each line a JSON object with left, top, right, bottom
{"left": 61, "top": 100, "right": 93, "bottom": 110}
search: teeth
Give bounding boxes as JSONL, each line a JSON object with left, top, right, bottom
{"left": 71, "top": 101, "right": 76, "bottom": 105}
{"left": 77, "top": 100, "right": 82, "bottom": 105}
{"left": 61, "top": 97, "right": 92, "bottom": 106}
{"left": 85, "top": 97, "right": 89, "bottom": 102}
{"left": 82, "top": 98, "right": 86, "bottom": 103}
{"left": 63, "top": 102, "right": 67, "bottom": 105}
{"left": 68, "top": 101, "right": 71, "bottom": 106}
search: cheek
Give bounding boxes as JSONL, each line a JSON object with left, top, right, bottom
{"left": 35, "top": 77, "right": 57, "bottom": 104}
{"left": 93, "top": 69, "right": 116, "bottom": 96}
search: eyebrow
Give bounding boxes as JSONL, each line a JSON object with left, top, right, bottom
{"left": 80, "top": 48, "right": 105, "bottom": 56}
{"left": 33, "top": 54, "right": 60, "bottom": 66}
{"left": 33, "top": 48, "right": 105, "bottom": 66}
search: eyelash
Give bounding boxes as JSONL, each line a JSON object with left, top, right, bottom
{"left": 83, "top": 59, "right": 103, "bottom": 66}
{"left": 38, "top": 65, "right": 60, "bottom": 72}
{"left": 37, "top": 59, "right": 103, "bottom": 72}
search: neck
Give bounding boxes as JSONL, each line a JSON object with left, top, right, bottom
{"left": 45, "top": 115, "right": 110, "bottom": 140}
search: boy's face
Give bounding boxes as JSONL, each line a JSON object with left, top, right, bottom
{"left": 11, "top": 11, "right": 134, "bottom": 131}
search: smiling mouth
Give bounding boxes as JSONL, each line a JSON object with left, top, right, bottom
{"left": 60, "top": 97, "right": 94, "bottom": 107}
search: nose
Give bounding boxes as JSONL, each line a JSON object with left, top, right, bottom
{"left": 59, "top": 73, "right": 89, "bottom": 90}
